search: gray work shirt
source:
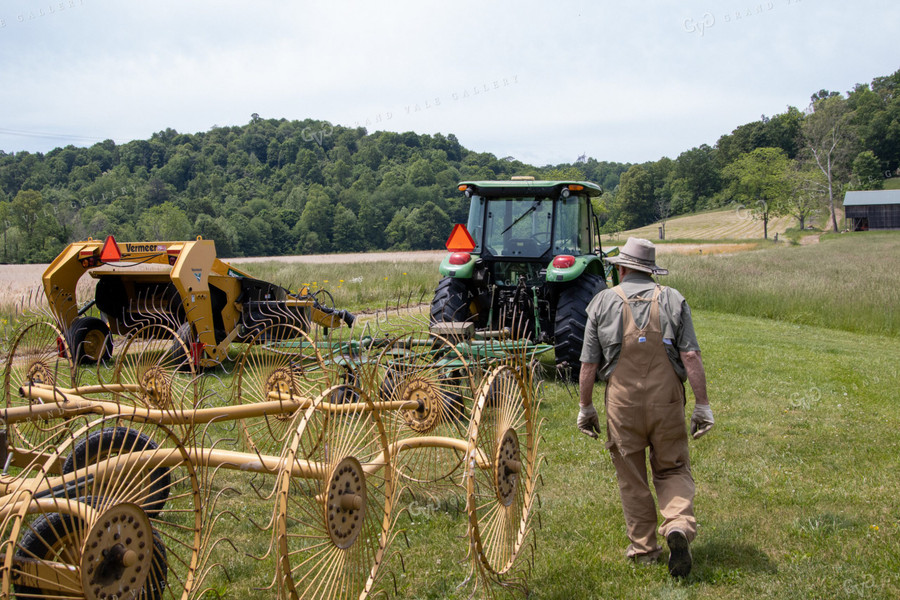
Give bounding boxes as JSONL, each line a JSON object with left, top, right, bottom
{"left": 580, "top": 272, "right": 701, "bottom": 381}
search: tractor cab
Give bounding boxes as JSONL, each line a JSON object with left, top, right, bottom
{"left": 461, "top": 180, "right": 599, "bottom": 287}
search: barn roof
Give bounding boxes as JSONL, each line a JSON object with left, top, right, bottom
{"left": 844, "top": 190, "right": 900, "bottom": 206}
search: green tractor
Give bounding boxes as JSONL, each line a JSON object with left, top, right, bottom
{"left": 429, "top": 178, "right": 618, "bottom": 378}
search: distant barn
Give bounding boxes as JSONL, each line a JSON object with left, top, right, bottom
{"left": 843, "top": 190, "right": 900, "bottom": 231}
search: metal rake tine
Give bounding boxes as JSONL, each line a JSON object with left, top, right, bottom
{"left": 209, "top": 534, "right": 241, "bottom": 557}
{"left": 246, "top": 474, "right": 271, "bottom": 501}
{"left": 246, "top": 512, "right": 275, "bottom": 536}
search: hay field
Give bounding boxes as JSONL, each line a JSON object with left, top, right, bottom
{"left": 603, "top": 208, "right": 804, "bottom": 242}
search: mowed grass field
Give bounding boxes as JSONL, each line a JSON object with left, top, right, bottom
{"left": 603, "top": 208, "right": 803, "bottom": 243}
{"left": 0, "top": 226, "right": 897, "bottom": 598}
{"left": 163, "top": 232, "right": 900, "bottom": 599}
{"left": 229, "top": 232, "right": 900, "bottom": 599}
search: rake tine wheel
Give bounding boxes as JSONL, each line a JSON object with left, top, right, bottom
{"left": 0, "top": 414, "right": 87, "bottom": 595}
{"left": 465, "top": 365, "right": 538, "bottom": 576}
{"left": 2, "top": 319, "right": 76, "bottom": 450}
{"left": 1, "top": 414, "right": 202, "bottom": 600}
{"left": 235, "top": 323, "right": 331, "bottom": 457}
{"left": 274, "top": 388, "right": 396, "bottom": 600}
{"left": 375, "top": 331, "right": 474, "bottom": 486}
{"left": 113, "top": 323, "right": 199, "bottom": 413}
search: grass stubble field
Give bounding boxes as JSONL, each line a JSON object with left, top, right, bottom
{"left": 0, "top": 227, "right": 898, "bottom": 599}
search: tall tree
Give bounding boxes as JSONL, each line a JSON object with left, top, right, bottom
{"left": 674, "top": 144, "right": 721, "bottom": 211}
{"left": 615, "top": 165, "right": 656, "bottom": 229}
{"left": 801, "top": 95, "right": 856, "bottom": 232}
{"left": 331, "top": 205, "right": 362, "bottom": 252}
{"left": 850, "top": 150, "right": 884, "bottom": 190}
{"left": 785, "top": 165, "right": 828, "bottom": 229}
{"left": 405, "top": 202, "right": 450, "bottom": 250}
{"left": 10, "top": 189, "right": 45, "bottom": 240}
{"left": 724, "top": 148, "right": 791, "bottom": 239}
{"left": 0, "top": 201, "right": 10, "bottom": 262}
{"left": 296, "top": 185, "right": 334, "bottom": 253}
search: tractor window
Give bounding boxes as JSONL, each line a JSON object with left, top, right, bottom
{"left": 484, "top": 197, "right": 553, "bottom": 258}
{"left": 466, "top": 195, "right": 486, "bottom": 252}
{"left": 553, "top": 195, "right": 591, "bottom": 255}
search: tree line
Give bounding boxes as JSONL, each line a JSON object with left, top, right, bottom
{"left": 1, "top": 69, "right": 897, "bottom": 263}
{"left": 597, "top": 69, "right": 900, "bottom": 238}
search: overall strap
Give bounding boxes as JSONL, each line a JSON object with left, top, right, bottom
{"left": 647, "top": 285, "right": 663, "bottom": 332}
{"left": 612, "top": 285, "right": 658, "bottom": 332}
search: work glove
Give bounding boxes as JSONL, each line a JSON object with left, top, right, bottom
{"left": 690, "top": 404, "right": 714, "bottom": 440}
{"left": 577, "top": 404, "right": 602, "bottom": 439}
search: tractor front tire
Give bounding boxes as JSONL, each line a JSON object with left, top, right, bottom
{"left": 430, "top": 277, "right": 473, "bottom": 323}
{"left": 68, "top": 316, "right": 112, "bottom": 365}
{"left": 554, "top": 273, "right": 606, "bottom": 381}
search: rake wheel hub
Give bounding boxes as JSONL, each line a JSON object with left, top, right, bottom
{"left": 25, "top": 360, "right": 53, "bottom": 386}
{"left": 400, "top": 378, "right": 441, "bottom": 433}
{"left": 81, "top": 502, "right": 155, "bottom": 600}
{"left": 495, "top": 428, "right": 521, "bottom": 507}
{"left": 325, "top": 457, "right": 367, "bottom": 550}
{"left": 265, "top": 366, "right": 297, "bottom": 396}
{"left": 266, "top": 367, "right": 299, "bottom": 421}
{"left": 139, "top": 366, "right": 171, "bottom": 409}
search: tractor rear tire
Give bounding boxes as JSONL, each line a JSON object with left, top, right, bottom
{"left": 554, "top": 274, "right": 606, "bottom": 381}
{"left": 68, "top": 316, "right": 112, "bottom": 365}
{"left": 430, "top": 277, "right": 474, "bottom": 323}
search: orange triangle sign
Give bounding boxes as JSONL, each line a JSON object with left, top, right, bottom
{"left": 445, "top": 224, "right": 476, "bottom": 252}
{"left": 99, "top": 235, "right": 121, "bottom": 262}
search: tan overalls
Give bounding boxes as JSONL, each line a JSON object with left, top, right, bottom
{"left": 605, "top": 286, "right": 696, "bottom": 559}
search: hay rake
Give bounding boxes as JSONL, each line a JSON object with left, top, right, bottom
{"left": 0, "top": 296, "right": 546, "bottom": 599}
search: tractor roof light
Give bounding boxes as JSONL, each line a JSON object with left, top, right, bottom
{"left": 568, "top": 184, "right": 584, "bottom": 192}
{"left": 552, "top": 255, "right": 576, "bottom": 269}
{"left": 449, "top": 252, "right": 471, "bottom": 265}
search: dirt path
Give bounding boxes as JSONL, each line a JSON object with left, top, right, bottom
{"left": 229, "top": 250, "right": 447, "bottom": 265}
{"left": 799, "top": 234, "right": 821, "bottom": 245}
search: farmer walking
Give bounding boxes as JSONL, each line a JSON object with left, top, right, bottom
{"left": 577, "top": 237, "right": 714, "bottom": 578}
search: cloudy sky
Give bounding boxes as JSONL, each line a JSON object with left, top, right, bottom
{"left": 0, "top": 0, "right": 897, "bottom": 166}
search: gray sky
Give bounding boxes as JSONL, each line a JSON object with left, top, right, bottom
{"left": 0, "top": 0, "right": 897, "bottom": 166}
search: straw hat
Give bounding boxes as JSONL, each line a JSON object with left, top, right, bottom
{"left": 605, "top": 237, "right": 669, "bottom": 276}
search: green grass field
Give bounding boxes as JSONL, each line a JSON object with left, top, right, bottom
{"left": 197, "top": 301, "right": 900, "bottom": 600}
{"left": 194, "top": 232, "right": 900, "bottom": 599}
{"left": 238, "top": 260, "right": 439, "bottom": 313}
{"left": 663, "top": 232, "right": 900, "bottom": 337}
{"left": 2, "top": 229, "right": 898, "bottom": 599}
{"left": 523, "top": 311, "right": 900, "bottom": 600}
